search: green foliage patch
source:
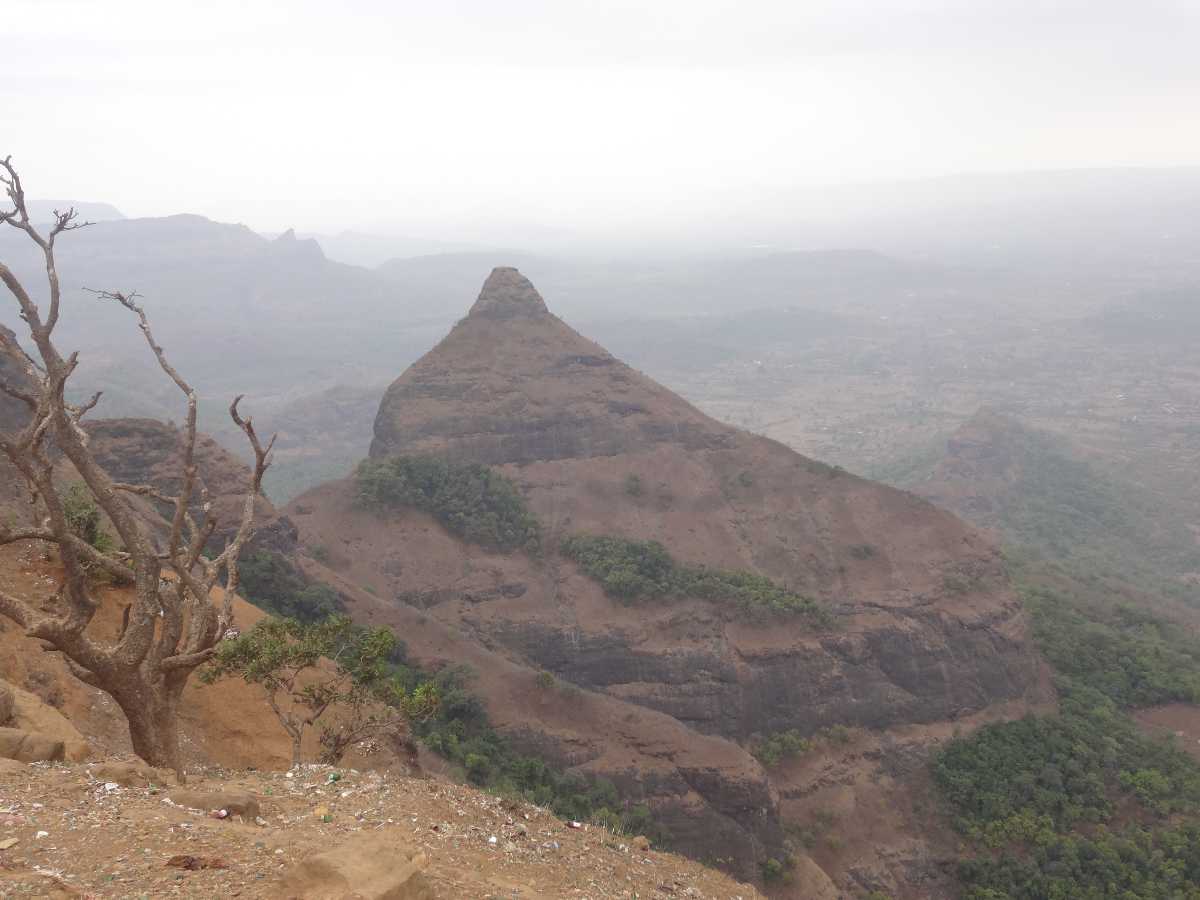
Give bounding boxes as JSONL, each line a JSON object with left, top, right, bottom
{"left": 752, "top": 729, "right": 813, "bottom": 767}
{"left": 934, "top": 683, "right": 1200, "bottom": 842}
{"left": 356, "top": 455, "right": 541, "bottom": 553}
{"left": 958, "top": 823, "right": 1200, "bottom": 900}
{"left": 402, "top": 665, "right": 660, "bottom": 840}
{"left": 1027, "top": 587, "right": 1200, "bottom": 707}
{"left": 62, "top": 483, "right": 116, "bottom": 560}
{"left": 752, "top": 724, "right": 853, "bottom": 767}
{"left": 560, "top": 534, "right": 828, "bottom": 622}
{"left": 933, "top": 580, "right": 1200, "bottom": 898}
{"left": 203, "top": 615, "right": 438, "bottom": 764}
{"left": 237, "top": 550, "right": 344, "bottom": 623}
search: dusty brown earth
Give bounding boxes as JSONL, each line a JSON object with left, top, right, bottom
{"left": 0, "top": 545, "right": 764, "bottom": 898}
{"left": 0, "top": 761, "right": 760, "bottom": 899}
{"left": 1134, "top": 704, "right": 1200, "bottom": 763}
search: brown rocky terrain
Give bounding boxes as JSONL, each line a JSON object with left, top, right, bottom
{"left": 0, "top": 759, "right": 759, "bottom": 899}
{"left": 0, "top": 544, "right": 760, "bottom": 898}
{"left": 285, "top": 267, "right": 1050, "bottom": 891}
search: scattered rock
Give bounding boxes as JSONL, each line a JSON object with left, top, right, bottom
{"left": 0, "top": 726, "right": 65, "bottom": 762}
{"left": 165, "top": 854, "right": 229, "bottom": 870}
{"left": 278, "top": 830, "right": 434, "bottom": 899}
{"left": 6, "top": 682, "right": 91, "bottom": 761}
{"left": 0, "top": 680, "right": 13, "bottom": 725}
{"left": 168, "top": 789, "right": 261, "bottom": 822}
{"left": 90, "top": 760, "right": 164, "bottom": 787}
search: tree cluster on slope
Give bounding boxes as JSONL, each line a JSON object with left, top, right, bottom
{"left": 237, "top": 550, "right": 344, "bottom": 622}
{"left": 934, "top": 584, "right": 1200, "bottom": 899}
{"left": 561, "top": 534, "right": 828, "bottom": 622}
{"left": 356, "top": 455, "right": 542, "bottom": 553}
{"left": 407, "top": 666, "right": 660, "bottom": 840}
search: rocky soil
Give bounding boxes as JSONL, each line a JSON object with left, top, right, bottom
{"left": 0, "top": 760, "right": 760, "bottom": 898}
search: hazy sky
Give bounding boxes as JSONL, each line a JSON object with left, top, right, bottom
{"left": 6, "top": 0, "right": 1199, "bottom": 234}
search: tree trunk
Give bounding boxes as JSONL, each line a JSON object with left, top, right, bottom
{"left": 291, "top": 731, "right": 304, "bottom": 768}
{"left": 116, "top": 682, "right": 185, "bottom": 782}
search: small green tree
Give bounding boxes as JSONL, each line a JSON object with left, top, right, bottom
{"left": 62, "top": 483, "right": 115, "bottom": 568}
{"left": 202, "top": 615, "right": 437, "bottom": 766}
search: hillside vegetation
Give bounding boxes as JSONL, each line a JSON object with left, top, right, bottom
{"left": 934, "top": 584, "right": 1200, "bottom": 899}
{"left": 356, "top": 455, "right": 542, "bottom": 553}
{"left": 883, "top": 412, "right": 1200, "bottom": 606}
{"left": 561, "top": 533, "right": 828, "bottom": 621}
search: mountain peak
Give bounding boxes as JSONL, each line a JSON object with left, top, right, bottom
{"left": 466, "top": 267, "right": 548, "bottom": 319}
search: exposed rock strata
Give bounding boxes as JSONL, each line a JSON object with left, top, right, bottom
{"left": 296, "top": 267, "right": 1046, "bottom": 881}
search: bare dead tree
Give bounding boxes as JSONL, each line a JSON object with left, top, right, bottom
{"left": 0, "top": 156, "right": 274, "bottom": 779}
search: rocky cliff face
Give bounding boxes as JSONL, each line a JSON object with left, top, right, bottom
{"left": 297, "top": 267, "right": 1047, "bottom": 884}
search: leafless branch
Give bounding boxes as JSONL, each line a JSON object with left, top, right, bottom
{"left": 0, "top": 156, "right": 266, "bottom": 778}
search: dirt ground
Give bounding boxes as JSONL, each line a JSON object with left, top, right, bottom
{"left": 1134, "top": 704, "right": 1200, "bottom": 762}
{"left": 0, "top": 761, "right": 760, "bottom": 899}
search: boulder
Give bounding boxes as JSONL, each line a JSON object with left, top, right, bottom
{"left": 7, "top": 682, "right": 90, "bottom": 761}
{"left": 90, "top": 760, "right": 168, "bottom": 787}
{"left": 0, "top": 681, "right": 12, "bottom": 725}
{"left": 168, "top": 789, "right": 261, "bottom": 822}
{"left": 0, "top": 758, "right": 27, "bottom": 776}
{"left": 277, "top": 831, "right": 433, "bottom": 899}
{"left": 0, "top": 727, "right": 65, "bottom": 762}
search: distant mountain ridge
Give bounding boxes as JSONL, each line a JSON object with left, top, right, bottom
{"left": 26, "top": 198, "right": 125, "bottom": 223}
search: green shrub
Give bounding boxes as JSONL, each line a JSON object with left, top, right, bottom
{"left": 62, "top": 483, "right": 115, "bottom": 557}
{"left": 238, "top": 550, "right": 344, "bottom": 622}
{"left": 933, "top": 677, "right": 1200, "bottom": 896}
{"left": 560, "top": 534, "right": 828, "bottom": 622}
{"left": 406, "top": 665, "right": 666, "bottom": 841}
{"left": 1026, "top": 586, "right": 1200, "bottom": 707}
{"left": 761, "top": 856, "right": 795, "bottom": 883}
{"left": 356, "top": 455, "right": 541, "bottom": 553}
{"left": 824, "top": 723, "right": 852, "bottom": 745}
{"left": 752, "top": 729, "right": 813, "bottom": 767}
{"left": 624, "top": 473, "right": 644, "bottom": 497}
